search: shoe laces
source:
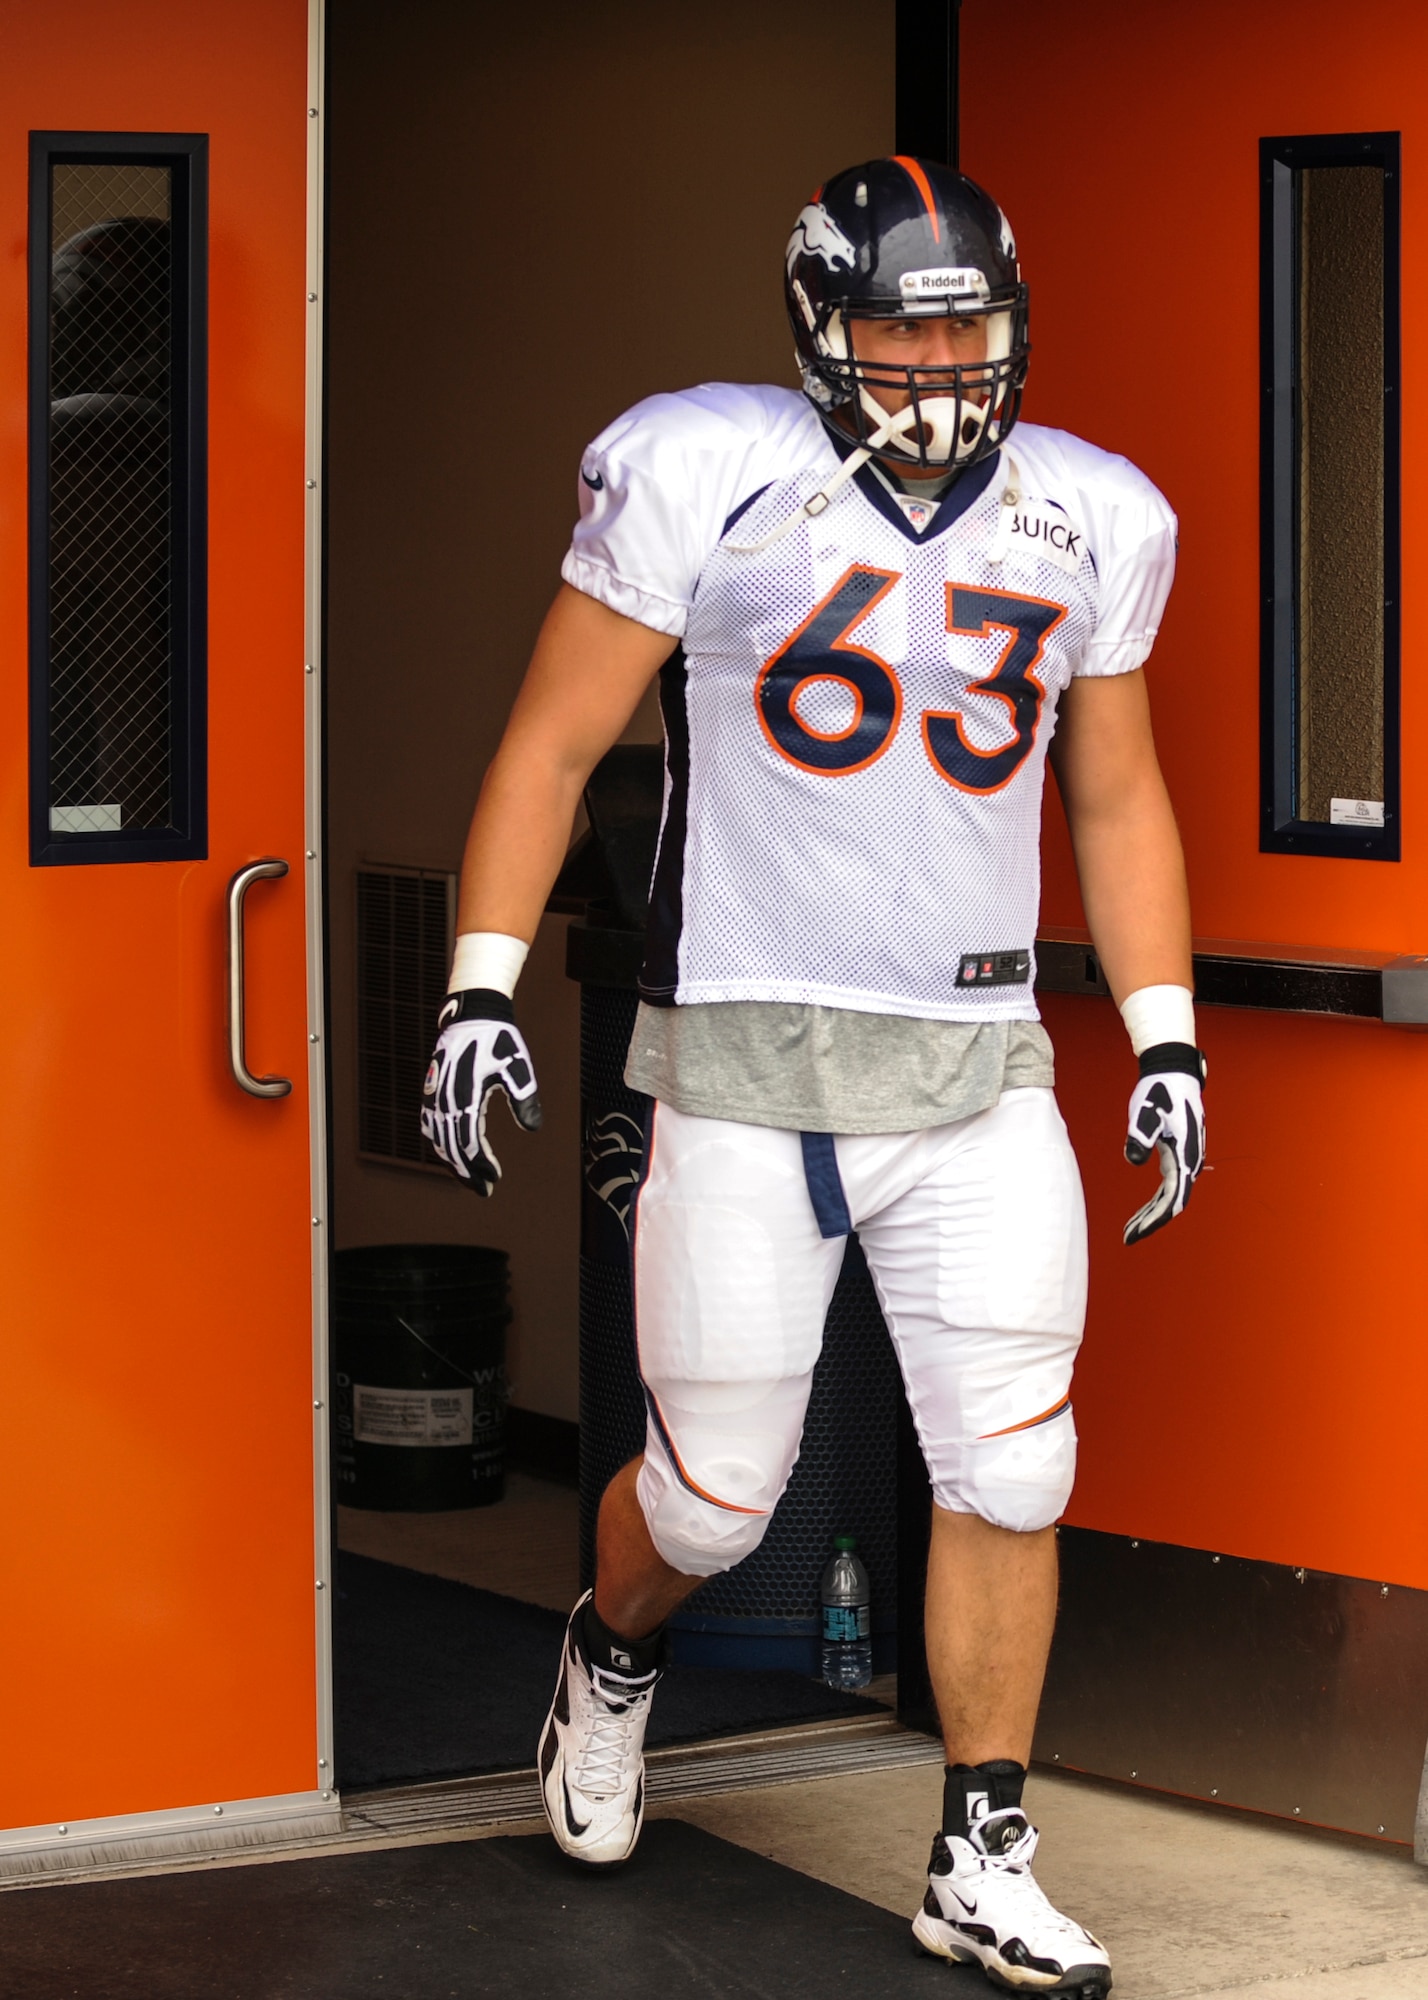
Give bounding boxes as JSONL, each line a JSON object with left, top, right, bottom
{"left": 570, "top": 1660, "right": 657, "bottom": 1799}
{"left": 965, "top": 1811, "right": 1091, "bottom": 1944}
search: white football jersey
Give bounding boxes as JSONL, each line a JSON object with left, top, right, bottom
{"left": 562, "top": 384, "right": 1176, "bottom": 1022}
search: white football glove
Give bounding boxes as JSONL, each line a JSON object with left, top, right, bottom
{"left": 1123, "top": 1044, "right": 1206, "bottom": 1246}
{"left": 421, "top": 989, "right": 542, "bottom": 1194}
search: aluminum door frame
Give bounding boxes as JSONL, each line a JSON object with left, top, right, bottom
{"left": 305, "top": 0, "right": 336, "bottom": 1834}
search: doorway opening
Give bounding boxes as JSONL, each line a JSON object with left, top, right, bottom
{"left": 319, "top": 0, "right": 908, "bottom": 1807}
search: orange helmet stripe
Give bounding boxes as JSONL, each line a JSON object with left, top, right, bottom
{"left": 890, "top": 155, "right": 941, "bottom": 243}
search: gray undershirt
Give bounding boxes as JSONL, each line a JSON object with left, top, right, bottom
{"left": 624, "top": 1001, "right": 1055, "bottom": 1136}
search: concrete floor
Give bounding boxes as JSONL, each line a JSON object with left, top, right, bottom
{"left": 337, "top": 1474, "right": 583, "bottom": 1610}
{"left": 654, "top": 1762, "right": 1428, "bottom": 1999}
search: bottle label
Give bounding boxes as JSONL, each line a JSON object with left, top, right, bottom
{"left": 822, "top": 1604, "right": 871, "bottom": 1643}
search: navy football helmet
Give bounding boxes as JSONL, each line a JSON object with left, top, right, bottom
{"left": 785, "top": 157, "right": 1029, "bottom": 472}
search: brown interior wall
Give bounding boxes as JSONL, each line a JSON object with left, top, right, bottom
{"left": 325, "top": 0, "right": 893, "bottom": 1420}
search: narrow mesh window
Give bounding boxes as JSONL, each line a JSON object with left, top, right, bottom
{"left": 357, "top": 866, "right": 455, "bottom": 1167}
{"left": 1261, "top": 134, "right": 1399, "bottom": 860}
{"left": 30, "top": 136, "right": 207, "bottom": 865}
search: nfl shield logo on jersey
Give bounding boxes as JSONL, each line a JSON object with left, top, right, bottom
{"left": 893, "top": 490, "right": 938, "bottom": 534}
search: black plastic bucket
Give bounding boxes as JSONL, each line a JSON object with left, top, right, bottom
{"left": 333, "top": 1244, "right": 510, "bottom": 1511}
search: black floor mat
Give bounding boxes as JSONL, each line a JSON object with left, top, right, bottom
{"left": 335, "top": 1552, "right": 884, "bottom": 1789}
{"left": 0, "top": 1821, "right": 984, "bottom": 1999}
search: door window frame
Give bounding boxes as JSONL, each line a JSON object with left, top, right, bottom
{"left": 28, "top": 130, "right": 208, "bottom": 867}
{"left": 1259, "top": 129, "right": 1401, "bottom": 861}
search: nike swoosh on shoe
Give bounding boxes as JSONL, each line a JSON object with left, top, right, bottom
{"left": 562, "top": 1780, "right": 590, "bottom": 1839}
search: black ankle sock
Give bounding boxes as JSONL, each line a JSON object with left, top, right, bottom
{"left": 942, "top": 1760, "right": 1026, "bottom": 1840}
{"left": 579, "top": 1598, "right": 664, "bottom": 1677}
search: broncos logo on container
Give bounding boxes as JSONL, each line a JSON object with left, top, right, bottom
{"left": 785, "top": 202, "right": 856, "bottom": 275}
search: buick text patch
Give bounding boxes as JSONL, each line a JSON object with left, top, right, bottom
{"left": 1005, "top": 500, "right": 1085, "bottom": 576}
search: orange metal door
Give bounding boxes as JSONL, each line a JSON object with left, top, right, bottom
{"left": 962, "top": 0, "right": 1428, "bottom": 1591}
{"left": 0, "top": 0, "right": 323, "bottom": 1842}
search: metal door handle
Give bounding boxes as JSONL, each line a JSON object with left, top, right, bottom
{"left": 227, "top": 859, "right": 293, "bottom": 1098}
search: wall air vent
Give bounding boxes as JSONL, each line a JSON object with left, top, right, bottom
{"left": 356, "top": 863, "right": 455, "bottom": 1167}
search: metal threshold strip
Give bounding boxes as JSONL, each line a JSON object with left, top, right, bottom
{"left": 0, "top": 1716, "right": 941, "bottom": 1890}
{"left": 345, "top": 1713, "right": 942, "bottom": 1842}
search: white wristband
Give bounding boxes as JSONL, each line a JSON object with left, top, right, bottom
{"left": 448, "top": 931, "right": 530, "bottom": 999}
{"left": 1119, "top": 983, "right": 1196, "bottom": 1056}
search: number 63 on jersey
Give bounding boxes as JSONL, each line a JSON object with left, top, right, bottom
{"left": 754, "top": 565, "right": 1068, "bottom": 795}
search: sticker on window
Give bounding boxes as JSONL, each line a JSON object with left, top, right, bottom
{"left": 1329, "top": 798, "right": 1385, "bottom": 828}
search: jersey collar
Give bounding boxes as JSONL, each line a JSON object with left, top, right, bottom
{"left": 823, "top": 423, "right": 1002, "bottom": 545}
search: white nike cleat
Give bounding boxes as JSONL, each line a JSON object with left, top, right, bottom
{"left": 912, "top": 1810, "right": 1112, "bottom": 1996}
{"left": 538, "top": 1590, "right": 660, "bottom": 1868}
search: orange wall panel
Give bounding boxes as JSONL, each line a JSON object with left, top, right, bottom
{"left": 0, "top": 0, "right": 313, "bottom": 1827}
{"left": 963, "top": 0, "right": 1428, "bottom": 1584}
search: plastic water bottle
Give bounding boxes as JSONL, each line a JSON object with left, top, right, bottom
{"left": 820, "top": 1535, "right": 872, "bottom": 1689}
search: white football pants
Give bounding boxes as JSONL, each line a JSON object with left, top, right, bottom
{"left": 632, "top": 1088, "right": 1088, "bottom": 1575}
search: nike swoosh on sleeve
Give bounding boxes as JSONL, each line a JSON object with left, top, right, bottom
{"left": 581, "top": 468, "right": 604, "bottom": 490}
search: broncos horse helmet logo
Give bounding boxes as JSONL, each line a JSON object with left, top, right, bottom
{"left": 786, "top": 203, "right": 857, "bottom": 276}
{"left": 583, "top": 1110, "right": 646, "bottom": 1238}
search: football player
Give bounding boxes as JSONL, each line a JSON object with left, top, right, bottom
{"left": 423, "top": 157, "right": 1204, "bottom": 1997}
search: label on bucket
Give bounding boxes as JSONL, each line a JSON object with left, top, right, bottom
{"left": 353, "top": 1385, "right": 473, "bottom": 1447}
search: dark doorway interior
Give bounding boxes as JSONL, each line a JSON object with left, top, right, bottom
{"left": 322, "top": 0, "right": 899, "bottom": 1793}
